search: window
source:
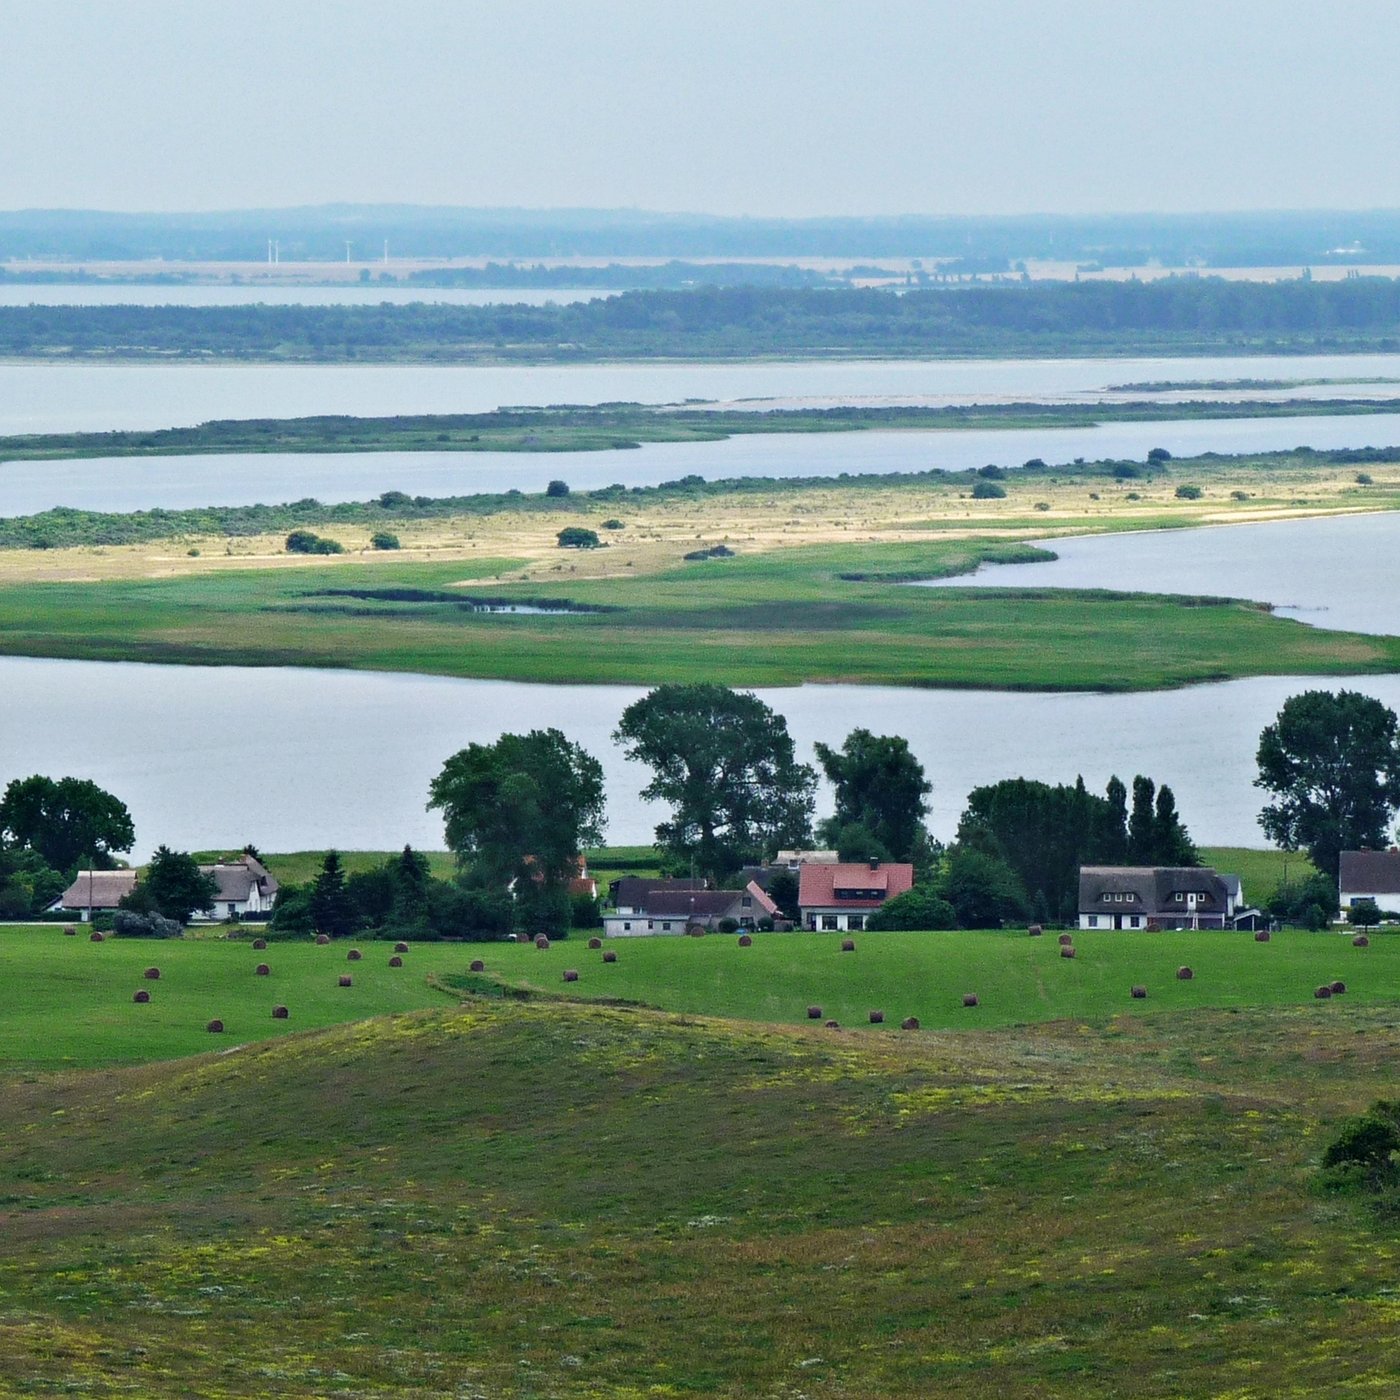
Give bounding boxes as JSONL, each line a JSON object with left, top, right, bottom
{"left": 1088, "top": 915, "right": 1099, "bottom": 927}
{"left": 822, "top": 915, "right": 838, "bottom": 930}
{"left": 623, "top": 922, "right": 632, "bottom": 931}
{"left": 741, "top": 896, "right": 752, "bottom": 908}
{"left": 848, "top": 915, "right": 864, "bottom": 931}
{"left": 647, "top": 920, "right": 654, "bottom": 929}
{"left": 662, "top": 922, "right": 672, "bottom": 931}
{"left": 1175, "top": 893, "right": 1184, "bottom": 902}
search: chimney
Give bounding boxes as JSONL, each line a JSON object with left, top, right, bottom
{"left": 869, "top": 858, "right": 880, "bottom": 871}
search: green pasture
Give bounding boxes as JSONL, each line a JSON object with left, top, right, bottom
{"left": 5, "top": 540, "right": 1398, "bottom": 690}
{"left": 2, "top": 994, "right": 1400, "bottom": 1396}
{"left": 0, "top": 921, "right": 1385, "bottom": 1071}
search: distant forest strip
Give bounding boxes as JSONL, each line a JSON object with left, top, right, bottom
{"left": 5, "top": 443, "right": 1398, "bottom": 551}
{"left": 5, "top": 398, "right": 1400, "bottom": 463}
{"left": 9, "top": 280, "right": 1400, "bottom": 360}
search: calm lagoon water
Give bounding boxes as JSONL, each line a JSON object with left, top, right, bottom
{"left": 6, "top": 656, "right": 1400, "bottom": 862}
{"left": 8, "top": 413, "right": 1400, "bottom": 516}
{"left": 922, "top": 511, "right": 1400, "bottom": 637}
{"left": 6, "top": 352, "right": 1400, "bottom": 435}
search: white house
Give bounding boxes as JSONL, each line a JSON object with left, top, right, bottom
{"left": 56, "top": 853, "right": 279, "bottom": 922}
{"left": 602, "top": 879, "right": 777, "bottom": 937}
{"left": 1339, "top": 849, "right": 1400, "bottom": 918}
{"left": 1078, "top": 866, "right": 1247, "bottom": 931}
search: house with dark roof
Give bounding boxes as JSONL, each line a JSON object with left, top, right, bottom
{"left": 1078, "top": 865, "right": 1246, "bottom": 930}
{"left": 602, "top": 878, "right": 778, "bottom": 937}
{"left": 55, "top": 869, "right": 138, "bottom": 920}
{"left": 797, "top": 859, "right": 915, "bottom": 932}
{"left": 1339, "top": 849, "right": 1400, "bottom": 917}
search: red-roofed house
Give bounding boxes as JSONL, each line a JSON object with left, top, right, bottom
{"left": 798, "top": 859, "right": 915, "bottom": 932}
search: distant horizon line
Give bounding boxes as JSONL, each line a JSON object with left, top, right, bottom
{"left": 2, "top": 204, "right": 1400, "bottom": 223}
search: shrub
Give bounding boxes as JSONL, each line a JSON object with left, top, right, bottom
{"left": 545, "top": 479, "right": 570, "bottom": 498}
{"left": 1356, "top": 472, "right": 1375, "bottom": 485}
{"left": 717, "top": 917, "right": 739, "bottom": 933}
{"left": 1033, "top": 501, "right": 1051, "bottom": 511}
{"left": 370, "top": 531, "right": 401, "bottom": 550}
{"left": 1147, "top": 447, "right": 1172, "bottom": 463}
{"left": 556, "top": 527, "right": 601, "bottom": 549}
{"left": 867, "top": 887, "right": 957, "bottom": 931}
{"left": 112, "top": 910, "right": 182, "bottom": 939}
{"left": 601, "top": 518, "right": 625, "bottom": 529}
{"left": 285, "top": 530, "right": 344, "bottom": 554}
{"left": 971, "top": 481, "right": 1006, "bottom": 500}
{"left": 977, "top": 464, "right": 1006, "bottom": 479}
{"left": 1323, "top": 1103, "right": 1400, "bottom": 1183}
{"left": 1174, "top": 484, "right": 1203, "bottom": 500}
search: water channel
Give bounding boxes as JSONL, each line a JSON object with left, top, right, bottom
{"left": 5, "top": 656, "right": 1399, "bottom": 863}
{"left": 6, "top": 412, "right": 1400, "bottom": 516}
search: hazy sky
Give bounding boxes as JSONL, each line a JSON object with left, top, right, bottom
{"left": 3, "top": 0, "right": 1397, "bottom": 216}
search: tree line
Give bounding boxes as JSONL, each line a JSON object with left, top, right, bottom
{"left": 8, "top": 279, "right": 1400, "bottom": 361}
{"left": 4, "top": 685, "right": 1397, "bottom": 937}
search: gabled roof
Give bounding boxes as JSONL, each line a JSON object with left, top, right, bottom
{"left": 58, "top": 869, "right": 138, "bottom": 909}
{"left": 798, "top": 861, "right": 914, "bottom": 910}
{"left": 1339, "top": 849, "right": 1400, "bottom": 895}
{"left": 202, "top": 855, "right": 279, "bottom": 904}
{"left": 611, "top": 876, "right": 708, "bottom": 909}
{"left": 1078, "top": 866, "right": 1230, "bottom": 914}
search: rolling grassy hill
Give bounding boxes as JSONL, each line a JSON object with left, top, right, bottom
{"left": 1, "top": 996, "right": 1398, "bottom": 1397}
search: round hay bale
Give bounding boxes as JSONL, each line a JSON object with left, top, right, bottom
{"left": 272, "top": 1005, "right": 289, "bottom": 1019}
{"left": 1313, "top": 984, "right": 1332, "bottom": 999}
{"left": 143, "top": 967, "right": 160, "bottom": 980}
{"left": 206, "top": 1019, "right": 224, "bottom": 1033}
{"left": 1057, "top": 933, "right": 1074, "bottom": 946}
{"left": 1254, "top": 930, "right": 1271, "bottom": 942}
{"left": 394, "top": 941, "right": 410, "bottom": 953}
{"left": 806, "top": 1004, "right": 823, "bottom": 1019}
{"left": 1130, "top": 985, "right": 1147, "bottom": 999}
{"left": 737, "top": 934, "right": 753, "bottom": 947}
{"left": 63, "top": 925, "right": 77, "bottom": 937}
{"left": 901, "top": 1015, "right": 921, "bottom": 1029}
{"left": 962, "top": 993, "right": 979, "bottom": 1008}
{"left": 1060, "top": 944, "right": 1077, "bottom": 959}
{"left": 89, "top": 931, "right": 104, "bottom": 943}
{"left": 824, "top": 1020, "right": 840, "bottom": 1029}
{"left": 535, "top": 935, "right": 550, "bottom": 950}
{"left": 346, "top": 948, "right": 362, "bottom": 962}
{"left": 1176, "top": 966, "right": 1194, "bottom": 980}
{"left": 388, "top": 955, "right": 403, "bottom": 968}
{"left": 1028, "top": 924, "right": 1043, "bottom": 937}
{"left": 469, "top": 959, "right": 485, "bottom": 973}
{"left": 338, "top": 974, "right": 353, "bottom": 988}
{"left": 254, "top": 963, "right": 270, "bottom": 976}
{"left": 587, "top": 937, "right": 602, "bottom": 950}
{"left": 251, "top": 938, "right": 267, "bottom": 951}
{"left": 868, "top": 1009, "right": 884, "bottom": 1024}
{"left": 1330, "top": 979, "right": 1347, "bottom": 994}
{"left": 602, "top": 950, "right": 618, "bottom": 963}
{"left": 840, "top": 938, "right": 856, "bottom": 952}
{"left": 563, "top": 969, "right": 579, "bottom": 983}
{"left": 132, "top": 989, "right": 150, "bottom": 1004}
{"left": 315, "top": 933, "right": 331, "bottom": 945}
{"left": 1353, "top": 934, "right": 1370, "bottom": 947}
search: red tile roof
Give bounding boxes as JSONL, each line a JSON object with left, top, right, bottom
{"left": 798, "top": 861, "right": 914, "bottom": 910}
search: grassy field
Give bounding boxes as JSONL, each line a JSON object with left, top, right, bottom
{"left": 0, "top": 921, "right": 1381, "bottom": 1071}
{"left": 3, "top": 539, "right": 1398, "bottom": 692}
{"left": 1, "top": 447, "right": 1397, "bottom": 691}
{"left": 2, "top": 991, "right": 1400, "bottom": 1395}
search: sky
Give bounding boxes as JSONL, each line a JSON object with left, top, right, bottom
{"left": 2, "top": 0, "right": 1398, "bottom": 217}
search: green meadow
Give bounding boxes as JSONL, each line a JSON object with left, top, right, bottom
{"left": 0, "top": 921, "right": 1380, "bottom": 1071}
{"left": 4, "top": 543, "right": 1397, "bottom": 691}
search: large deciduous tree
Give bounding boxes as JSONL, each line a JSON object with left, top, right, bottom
{"left": 614, "top": 685, "right": 815, "bottom": 882}
{"left": 429, "top": 729, "right": 605, "bottom": 934}
{"left": 0, "top": 775, "right": 134, "bottom": 874}
{"left": 139, "top": 845, "right": 217, "bottom": 925}
{"left": 1256, "top": 689, "right": 1400, "bottom": 883}
{"left": 813, "top": 728, "right": 931, "bottom": 863}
